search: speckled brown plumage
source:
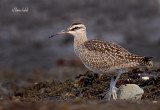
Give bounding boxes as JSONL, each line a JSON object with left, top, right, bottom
{"left": 75, "top": 39, "right": 153, "bottom": 73}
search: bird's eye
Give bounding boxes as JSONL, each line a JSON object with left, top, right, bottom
{"left": 70, "top": 27, "right": 79, "bottom": 31}
{"left": 74, "top": 27, "right": 78, "bottom": 30}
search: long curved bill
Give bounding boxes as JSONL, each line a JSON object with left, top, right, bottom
{"left": 49, "top": 29, "right": 69, "bottom": 38}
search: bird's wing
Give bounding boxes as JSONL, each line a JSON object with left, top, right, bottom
{"left": 81, "top": 39, "right": 132, "bottom": 71}
{"left": 82, "top": 39, "right": 153, "bottom": 71}
{"left": 84, "top": 39, "right": 130, "bottom": 56}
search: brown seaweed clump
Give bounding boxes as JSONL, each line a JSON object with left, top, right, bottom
{"left": 15, "top": 68, "right": 160, "bottom": 101}
{"left": 15, "top": 71, "right": 111, "bottom": 101}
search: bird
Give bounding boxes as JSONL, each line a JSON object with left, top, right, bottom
{"left": 49, "top": 22, "right": 153, "bottom": 100}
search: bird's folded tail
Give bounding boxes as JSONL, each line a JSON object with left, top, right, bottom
{"left": 139, "top": 56, "right": 154, "bottom": 67}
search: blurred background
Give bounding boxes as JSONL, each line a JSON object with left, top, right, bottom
{"left": 0, "top": 0, "right": 160, "bottom": 82}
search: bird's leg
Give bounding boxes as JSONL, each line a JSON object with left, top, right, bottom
{"left": 107, "top": 75, "right": 114, "bottom": 101}
{"left": 114, "top": 69, "right": 122, "bottom": 86}
{"left": 105, "top": 69, "right": 123, "bottom": 100}
{"left": 111, "top": 69, "right": 123, "bottom": 100}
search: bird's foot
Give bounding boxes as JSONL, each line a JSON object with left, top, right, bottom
{"left": 103, "top": 86, "right": 118, "bottom": 101}
{"left": 112, "top": 86, "right": 118, "bottom": 100}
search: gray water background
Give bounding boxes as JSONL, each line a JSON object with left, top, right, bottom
{"left": 0, "top": 0, "right": 160, "bottom": 73}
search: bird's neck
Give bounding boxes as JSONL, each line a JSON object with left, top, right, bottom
{"left": 74, "top": 33, "right": 88, "bottom": 48}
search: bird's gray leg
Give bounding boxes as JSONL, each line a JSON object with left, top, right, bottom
{"left": 114, "top": 69, "right": 123, "bottom": 86}
{"left": 107, "top": 75, "right": 114, "bottom": 101}
{"left": 111, "top": 69, "right": 123, "bottom": 100}
{"left": 105, "top": 69, "right": 123, "bottom": 100}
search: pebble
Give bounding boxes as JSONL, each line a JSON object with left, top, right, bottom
{"left": 142, "top": 76, "right": 150, "bottom": 80}
{"left": 117, "top": 84, "right": 144, "bottom": 100}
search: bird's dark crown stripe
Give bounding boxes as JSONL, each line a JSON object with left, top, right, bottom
{"left": 71, "top": 22, "right": 82, "bottom": 26}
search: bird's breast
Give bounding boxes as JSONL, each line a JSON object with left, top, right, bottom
{"left": 74, "top": 46, "right": 112, "bottom": 73}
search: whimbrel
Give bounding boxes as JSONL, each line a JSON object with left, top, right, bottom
{"left": 49, "top": 23, "right": 153, "bottom": 100}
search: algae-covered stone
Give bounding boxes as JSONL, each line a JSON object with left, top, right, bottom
{"left": 117, "top": 84, "right": 144, "bottom": 100}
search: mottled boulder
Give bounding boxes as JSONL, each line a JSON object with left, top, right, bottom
{"left": 117, "top": 84, "right": 144, "bottom": 100}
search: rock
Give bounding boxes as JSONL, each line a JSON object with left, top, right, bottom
{"left": 117, "top": 84, "right": 144, "bottom": 100}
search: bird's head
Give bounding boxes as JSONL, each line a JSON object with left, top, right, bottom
{"left": 49, "top": 22, "right": 86, "bottom": 38}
